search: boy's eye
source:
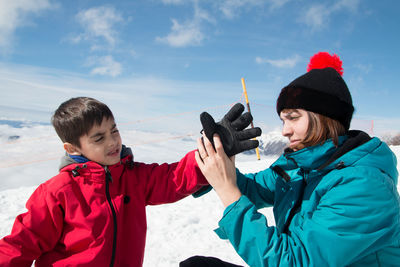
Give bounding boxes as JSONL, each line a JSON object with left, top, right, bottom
{"left": 95, "top": 137, "right": 104, "bottom": 142}
{"left": 112, "top": 129, "right": 119, "bottom": 134}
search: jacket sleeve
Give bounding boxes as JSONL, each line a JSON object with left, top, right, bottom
{"left": 215, "top": 167, "right": 400, "bottom": 267}
{"left": 0, "top": 184, "right": 64, "bottom": 266}
{"left": 142, "top": 150, "right": 209, "bottom": 205}
{"left": 235, "top": 167, "right": 277, "bottom": 209}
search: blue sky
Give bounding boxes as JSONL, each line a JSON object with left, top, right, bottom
{"left": 0, "top": 0, "right": 399, "bottom": 135}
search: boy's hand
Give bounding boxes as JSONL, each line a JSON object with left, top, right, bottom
{"left": 200, "top": 103, "right": 261, "bottom": 157}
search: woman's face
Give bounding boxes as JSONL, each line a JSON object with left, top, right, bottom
{"left": 280, "top": 109, "right": 309, "bottom": 151}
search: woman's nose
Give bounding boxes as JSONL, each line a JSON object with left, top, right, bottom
{"left": 282, "top": 122, "right": 292, "bottom": 137}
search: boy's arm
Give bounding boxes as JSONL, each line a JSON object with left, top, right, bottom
{"left": 141, "top": 150, "right": 209, "bottom": 205}
{"left": 0, "top": 184, "right": 64, "bottom": 266}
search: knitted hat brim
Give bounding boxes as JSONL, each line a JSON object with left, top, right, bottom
{"left": 276, "top": 86, "right": 354, "bottom": 130}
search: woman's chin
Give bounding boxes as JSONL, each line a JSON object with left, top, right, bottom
{"left": 290, "top": 143, "right": 305, "bottom": 151}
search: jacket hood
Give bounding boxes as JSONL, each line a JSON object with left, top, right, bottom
{"left": 338, "top": 135, "right": 398, "bottom": 184}
{"left": 59, "top": 144, "right": 133, "bottom": 170}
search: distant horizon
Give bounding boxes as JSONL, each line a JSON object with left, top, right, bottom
{"left": 1, "top": 111, "right": 399, "bottom": 146}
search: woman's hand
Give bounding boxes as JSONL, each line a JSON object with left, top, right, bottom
{"left": 195, "top": 133, "right": 242, "bottom": 207}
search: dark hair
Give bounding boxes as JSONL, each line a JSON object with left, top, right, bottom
{"left": 51, "top": 97, "right": 114, "bottom": 147}
{"left": 303, "top": 111, "right": 346, "bottom": 147}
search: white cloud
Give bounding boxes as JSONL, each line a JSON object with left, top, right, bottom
{"left": 74, "top": 6, "right": 123, "bottom": 49}
{"left": 354, "top": 63, "right": 372, "bottom": 74}
{"left": 216, "top": 0, "right": 292, "bottom": 19}
{"left": 219, "top": 0, "right": 264, "bottom": 19}
{"left": 86, "top": 55, "right": 122, "bottom": 77}
{"left": 333, "top": 0, "right": 360, "bottom": 12}
{"left": 194, "top": 2, "right": 215, "bottom": 23}
{"left": 156, "top": 19, "right": 204, "bottom": 47}
{"left": 0, "top": 0, "right": 53, "bottom": 50}
{"left": 300, "top": 0, "right": 360, "bottom": 31}
{"left": 70, "top": 6, "right": 125, "bottom": 76}
{"left": 255, "top": 55, "right": 301, "bottom": 68}
{"left": 268, "top": 0, "right": 290, "bottom": 10}
{"left": 301, "top": 4, "right": 329, "bottom": 31}
{"left": 156, "top": 2, "right": 214, "bottom": 47}
{"left": 159, "top": 0, "right": 292, "bottom": 47}
{"left": 160, "top": 0, "right": 185, "bottom": 4}
{"left": 218, "top": 0, "right": 290, "bottom": 19}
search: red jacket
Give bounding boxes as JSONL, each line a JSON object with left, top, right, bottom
{"left": 0, "top": 148, "right": 207, "bottom": 266}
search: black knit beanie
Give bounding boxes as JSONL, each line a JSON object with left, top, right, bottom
{"left": 276, "top": 52, "right": 354, "bottom": 130}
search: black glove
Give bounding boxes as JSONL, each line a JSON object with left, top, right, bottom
{"left": 200, "top": 103, "right": 262, "bottom": 157}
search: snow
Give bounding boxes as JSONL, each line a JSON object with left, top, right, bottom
{"left": 0, "top": 123, "right": 398, "bottom": 266}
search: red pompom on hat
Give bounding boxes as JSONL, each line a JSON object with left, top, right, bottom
{"left": 276, "top": 52, "right": 354, "bottom": 130}
{"left": 307, "top": 52, "right": 344, "bottom": 76}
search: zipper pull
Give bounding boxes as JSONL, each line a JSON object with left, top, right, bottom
{"left": 298, "top": 168, "right": 309, "bottom": 184}
{"left": 71, "top": 165, "right": 82, "bottom": 177}
{"left": 303, "top": 169, "right": 309, "bottom": 184}
{"left": 335, "top": 161, "right": 346, "bottom": 169}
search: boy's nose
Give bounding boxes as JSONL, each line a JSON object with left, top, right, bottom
{"left": 110, "top": 134, "right": 121, "bottom": 146}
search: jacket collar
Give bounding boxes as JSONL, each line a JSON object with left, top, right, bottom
{"left": 282, "top": 137, "right": 346, "bottom": 171}
{"left": 281, "top": 130, "right": 372, "bottom": 171}
{"left": 59, "top": 144, "right": 134, "bottom": 171}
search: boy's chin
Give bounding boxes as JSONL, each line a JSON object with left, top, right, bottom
{"left": 100, "top": 157, "right": 121, "bottom": 166}
{"left": 109, "top": 158, "right": 121, "bottom": 165}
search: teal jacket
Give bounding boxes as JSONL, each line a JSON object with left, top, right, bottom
{"left": 215, "top": 131, "right": 400, "bottom": 266}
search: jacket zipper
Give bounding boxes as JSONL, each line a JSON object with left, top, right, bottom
{"left": 282, "top": 169, "right": 307, "bottom": 234}
{"left": 105, "top": 166, "right": 117, "bottom": 267}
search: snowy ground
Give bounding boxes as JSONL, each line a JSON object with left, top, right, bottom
{"left": 0, "top": 123, "right": 399, "bottom": 266}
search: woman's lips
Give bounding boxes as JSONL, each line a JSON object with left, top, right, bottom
{"left": 289, "top": 140, "right": 300, "bottom": 147}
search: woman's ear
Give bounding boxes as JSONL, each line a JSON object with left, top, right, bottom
{"left": 63, "top": 142, "right": 81, "bottom": 155}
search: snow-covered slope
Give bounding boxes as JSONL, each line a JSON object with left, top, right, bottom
{"left": 0, "top": 122, "right": 399, "bottom": 266}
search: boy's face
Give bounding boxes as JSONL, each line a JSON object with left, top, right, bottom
{"left": 70, "top": 117, "right": 122, "bottom": 166}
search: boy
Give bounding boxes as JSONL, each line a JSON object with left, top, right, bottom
{"left": 0, "top": 97, "right": 211, "bottom": 266}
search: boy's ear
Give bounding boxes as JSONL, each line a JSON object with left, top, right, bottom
{"left": 63, "top": 142, "right": 81, "bottom": 155}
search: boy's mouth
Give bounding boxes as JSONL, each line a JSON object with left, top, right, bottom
{"left": 108, "top": 148, "right": 120, "bottom": 157}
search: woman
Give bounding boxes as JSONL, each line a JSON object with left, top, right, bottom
{"left": 184, "top": 52, "right": 400, "bottom": 266}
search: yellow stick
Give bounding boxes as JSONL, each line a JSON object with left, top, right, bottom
{"left": 241, "top": 78, "right": 261, "bottom": 160}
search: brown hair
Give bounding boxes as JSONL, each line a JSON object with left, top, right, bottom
{"left": 51, "top": 97, "right": 114, "bottom": 147}
{"left": 302, "top": 110, "right": 346, "bottom": 147}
